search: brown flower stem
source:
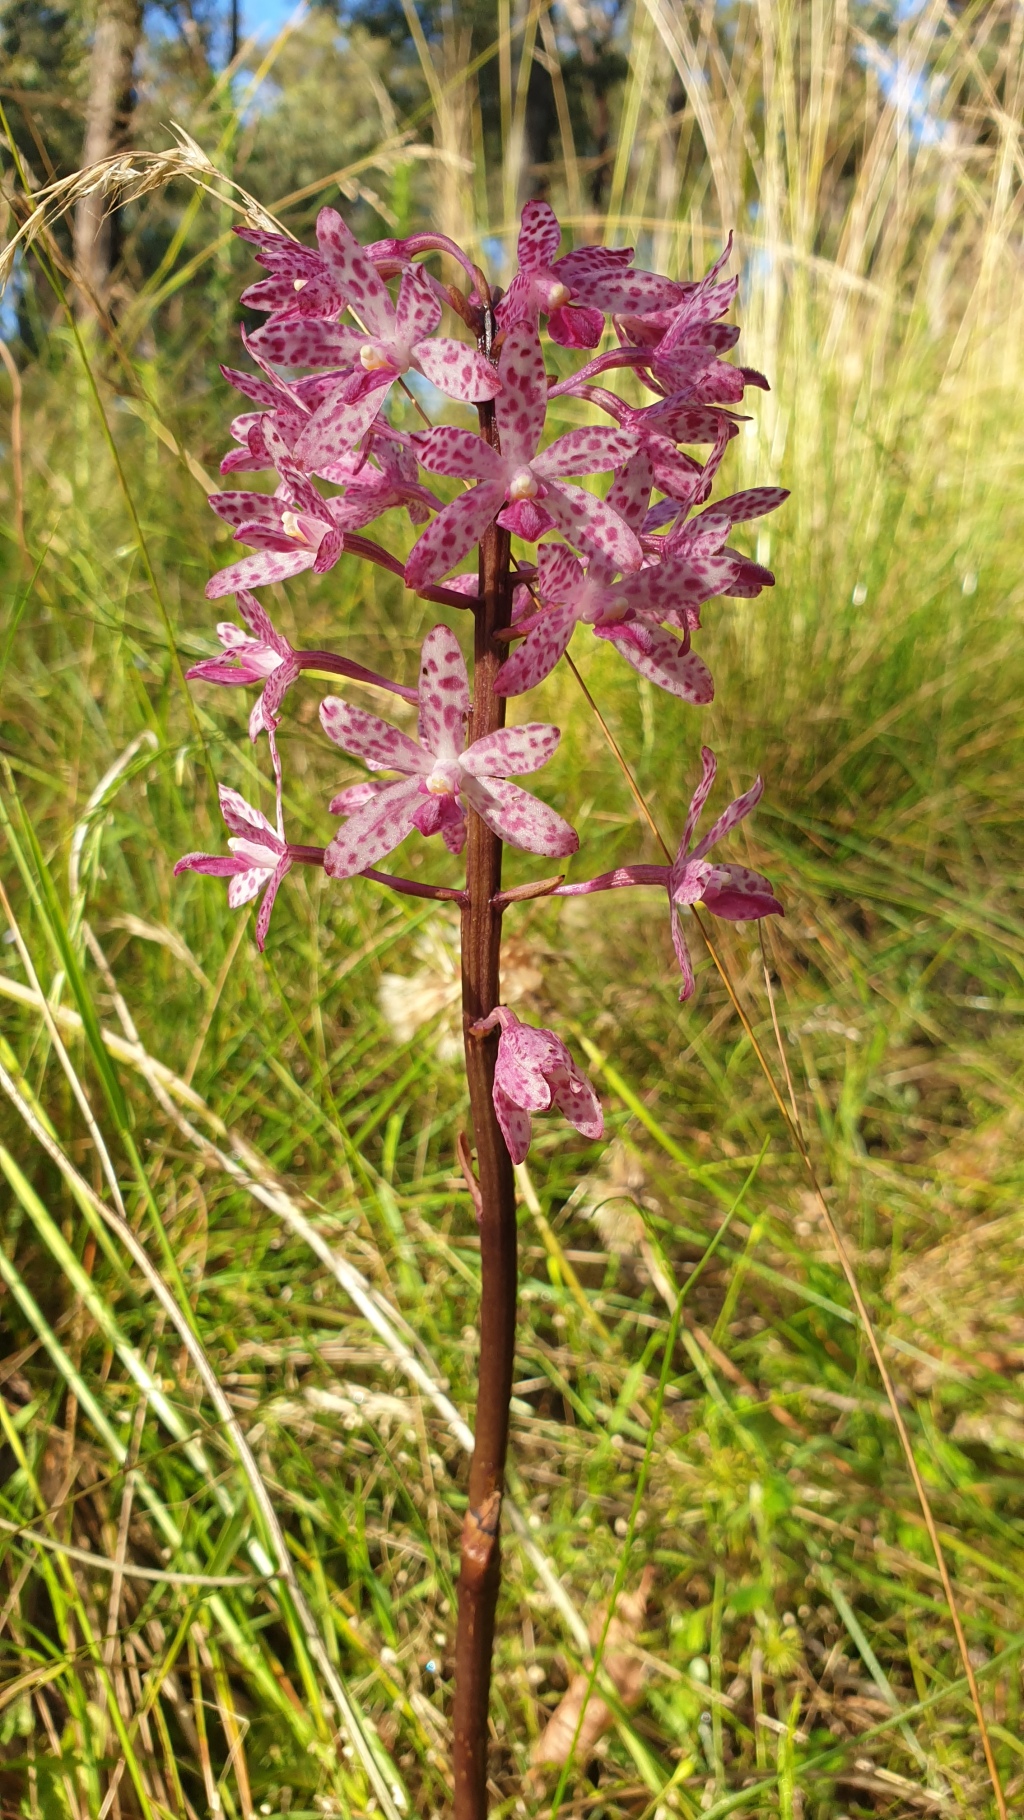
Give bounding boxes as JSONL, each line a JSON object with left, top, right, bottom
{"left": 452, "top": 388, "right": 517, "bottom": 1820}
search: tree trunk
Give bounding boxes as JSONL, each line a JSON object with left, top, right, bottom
{"left": 73, "top": 0, "right": 143, "bottom": 315}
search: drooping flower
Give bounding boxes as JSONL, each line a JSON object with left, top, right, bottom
{"left": 320, "top": 625, "right": 578, "bottom": 879}
{"left": 471, "top": 1005, "right": 603, "bottom": 1163}
{"left": 612, "top": 237, "right": 768, "bottom": 404}
{"left": 555, "top": 748, "right": 782, "bottom": 998}
{"left": 249, "top": 209, "right": 501, "bottom": 469}
{"left": 174, "top": 786, "right": 292, "bottom": 951}
{"left": 405, "top": 325, "right": 641, "bottom": 585}
{"left": 187, "top": 592, "right": 416, "bottom": 739}
{"left": 496, "top": 200, "right": 682, "bottom": 349}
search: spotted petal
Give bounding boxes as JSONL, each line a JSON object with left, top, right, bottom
{"left": 548, "top": 1063, "right": 603, "bottom": 1140}
{"left": 417, "top": 625, "right": 470, "bottom": 759}
{"left": 494, "top": 604, "right": 578, "bottom": 696}
{"left": 532, "top": 426, "right": 638, "bottom": 481}
{"left": 701, "top": 863, "right": 783, "bottom": 922}
{"left": 597, "top": 623, "right": 714, "bottom": 704}
{"left": 395, "top": 265, "right": 442, "bottom": 342}
{"left": 413, "top": 339, "right": 502, "bottom": 403}
{"left": 251, "top": 319, "right": 367, "bottom": 369}
{"left": 319, "top": 699, "right": 429, "bottom": 774}
{"left": 517, "top": 199, "right": 562, "bottom": 270}
{"left": 315, "top": 207, "right": 395, "bottom": 337}
{"left": 460, "top": 775, "right": 577, "bottom": 856}
{"left": 461, "top": 723, "right": 560, "bottom": 778}
{"left": 206, "top": 548, "right": 315, "bottom": 597}
{"left": 413, "top": 426, "right": 505, "bottom": 482}
{"left": 690, "top": 777, "right": 764, "bottom": 863}
{"left": 323, "top": 777, "right": 424, "bottom": 879}
{"left": 544, "top": 482, "right": 642, "bottom": 571}
{"left": 493, "top": 1083, "right": 533, "bottom": 1165}
{"left": 494, "top": 324, "right": 547, "bottom": 466}
{"left": 404, "top": 483, "right": 504, "bottom": 587}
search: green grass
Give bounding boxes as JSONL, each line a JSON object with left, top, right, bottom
{"left": 2, "top": 4, "right": 1024, "bottom": 1815}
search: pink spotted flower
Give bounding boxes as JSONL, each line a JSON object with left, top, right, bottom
{"left": 174, "top": 786, "right": 292, "bottom": 951}
{"left": 496, "top": 200, "right": 682, "bottom": 349}
{"left": 320, "top": 625, "right": 578, "bottom": 879}
{"left": 251, "top": 209, "right": 501, "bottom": 470}
{"left": 556, "top": 748, "right": 782, "bottom": 998}
{"left": 405, "top": 324, "right": 641, "bottom": 586}
{"left": 471, "top": 1006, "right": 603, "bottom": 1163}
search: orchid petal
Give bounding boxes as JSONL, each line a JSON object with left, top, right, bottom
{"left": 494, "top": 324, "right": 547, "bottom": 465}
{"left": 206, "top": 548, "right": 314, "bottom": 597}
{"left": 690, "top": 776, "right": 764, "bottom": 863}
{"left": 598, "top": 623, "right": 714, "bottom": 704}
{"left": 517, "top": 199, "right": 562, "bottom": 269}
{"left": 319, "top": 698, "right": 429, "bottom": 774}
{"left": 532, "top": 426, "right": 638, "bottom": 481}
{"left": 494, "top": 603, "right": 578, "bottom": 696}
{"left": 492, "top": 1083, "right": 533, "bottom": 1165}
{"left": 404, "top": 483, "right": 504, "bottom": 587}
{"left": 417, "top": 624, "right": 470, "bottom": 759}
{"left": 461, "top": 723, "right": 560, "bottom": 777}
{"left": 395, "top": 265, "right": 442, "bottom": 342}
{"left": 543, "top": 482, "right": 642, "bottom": 571}
{"left": 460, "top": 775, "right": 578, "bottom": 856}
{"left": 315, "top": 207, "right": 395, "bottom": 337}
{"left": 323, "top": 777, "right": 424, "bottom": 879}
{"left": 413, "top": 339, "right": 502, "bottom": 403}
{"left": 701, "top": 863, "right": 783, "bottom": 922}
{"left": 414, "top": 426, "right": 505, "bottom": 482}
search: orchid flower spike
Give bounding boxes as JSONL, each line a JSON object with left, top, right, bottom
{"left": 320, "top": 625, "right": 578, "bottom": 879}
{"left": 472, "top": 1006, "right": 603, "bottom": 1163}
{"left": 174, "top": 785, "right": 292, "bottom": 951}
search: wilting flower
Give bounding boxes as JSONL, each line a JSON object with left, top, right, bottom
{"left": 471, "top": 1005, "right": 603, "bottom": 1163}
{"left": 320, "top": 625, "right": 578, "bottom": 878}
{"left": 405, "top": 325, "right": 641, "bottom": 585}
{"left": 174, "top": 786, "right": 292, "bottom": 950}
{"left": 555, "top": 748, "right": 782, "bottom": 998}
{"left": 250, "top": 209, "right": 501, "bottom": 469}
{"left": 496, "top": 200, "right": 681, "bottom": 348}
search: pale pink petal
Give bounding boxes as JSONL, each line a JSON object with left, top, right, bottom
{"left": 494, "top": 324, "right": 547, "bottom": 465}
{"left": 413, "top": 339, "right": 502, "bottom": 403}
{"left": 460, "top": 775, "right": 578, "bottom": 857}
{"left": 323, "top": 777, "right": 424, "bottom": 879}
{"left": 548, "top": 1064, "right": 603, "bottom": 1140}
{"left": 250, "top": 319, "right": 367, "bottom": 368}
{"left": 236, "top": 589, "right": 287, "bottom": 650}
{"left": 517, "top": 199, "right": 562, "bottom": 270}
{"left": 217, "top": 783, "right": 279, "bottom": 842}
{"left": 701, "top": 863, "right": 783, "bottom": 922}
{"left": 227, "top": 866, "right": 272, "bottom": 909}
{"left": 404, "top": 484, "right": 504, "bottom": 587}
{"left": 209, "top": 490, "right": 284, "bottom": 530}
{"left": 598, "top": 623, "right": 714, "bottom": 704}
{"left": 690, "top": 776, "right": 764, "bottom": 863}
{"left": 606, "top": 451, "right": 656, "bottom": 533}
{"left": 496, "top": 498, "right": 556, "bottom": 541}
{"left": 492, "top": 1082, "right": 533, "bottom": 1165}
{"left": 394, "top": 265, "right": 442, "bottom": 342}
{"left": 329, "top": 780, "right": 392, "bottom": 814}
{"left": 543, "top": 482, "right": 642, "bottom": 571}
{"left": 293, "top": 386, "right": 388, "bottom": 469}
{"left": 413, "top": 426, "right": 504, "bottom": 481}
{"left": 461, "top": 723, "right": 560, "bottom": 778}
{"left": 174, "top": 851, "right": 244, "bottom": 879}
{"left": 315, "top": 207, "right": 395, "bottom": 336}
{"left": 417, "top": 624, "right": 470, "bottom": 759}
{"left": 532, "top": 426, "right": 638, "bottom": 481}
{"left": 536, "top": 544, "right": 586, "bottom": 603}
{"left": 554, "top": 243, "right": 633, "bottom": 285}
{"left": 319, "top": 698, "right": 429, "bottom": 774}
{"left": 494, "top": 604, "right": 577, "bottom": 696}
{"left": 671, "top": 905, "right": 696, "bottom": 1001}
{"left": 254, "top": 856, "right": 292, "bottom": 949}
{"left": 206, "top": 549, "right": 314, "bottom": 598}
{"left": 679, "top": 746, "right": 717, "bottom": 857}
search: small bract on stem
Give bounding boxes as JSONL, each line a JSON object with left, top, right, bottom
{"left": 176, "top": 196, "right": 786, "bottom": 1817}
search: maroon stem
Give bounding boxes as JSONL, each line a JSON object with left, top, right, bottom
{"left": 452, "top": 389, "right": 517, "bottom": 1820}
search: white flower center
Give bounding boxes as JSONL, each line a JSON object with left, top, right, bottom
{"left": 280, "top": 509, "right": 308, "bottom": 543}
{"left": 426, "top": 760, "right": 462, "bottom": 796}
{"left": 293, "top": 278, "right": 307, "bottom": 292}
{"left": 360, "top": 343, "right": 396, "bottom": 373}
{"left": 507, "top": 466, "right": 539, "bottom": 502}
{"left": 542, "top": 279, "right": 572, "bottom": 311}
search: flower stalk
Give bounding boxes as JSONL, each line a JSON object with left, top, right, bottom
{"left": 175, "top": 198, "right": 788, "bottom": 1813}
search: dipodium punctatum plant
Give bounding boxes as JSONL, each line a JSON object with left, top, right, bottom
{"left": 176, "top": 199, "right": 788, "bottom": 1818}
